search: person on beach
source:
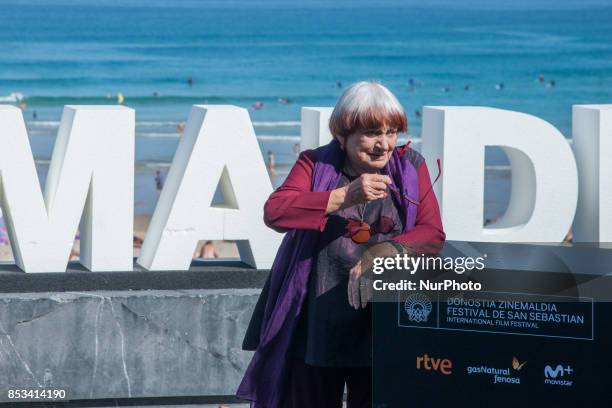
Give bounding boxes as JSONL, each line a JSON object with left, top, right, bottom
{"left": 199, "top": 241, "right": 219, "bottom": 259}
{"left": 292, "top": 142, "right": 300, "bottom": 159}
{"left": 267, "top": 150, "right": 276, "bottom": 177}
{"left": 176, "top": 121, "right": 185, "bottom": 135}
{"left": 154, "top": 170, "right": 164, "bottom": 199}
{"left": 238, "top": 81, "right": 445, "bottom": 407}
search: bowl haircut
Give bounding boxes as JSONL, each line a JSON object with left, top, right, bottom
{"left": 329, "top": 81, "right": 408, "bottom": 140}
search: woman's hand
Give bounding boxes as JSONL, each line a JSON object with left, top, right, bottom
{"left": 348, "top": 241, "right": 410, "bottom": 309}
{"left": 326, "top": 174, "right": 392, "bottom": 214}
{"left": 348, "top": 260, "right": 372, "bottom": 309}
{"left": 346, "top": 173, "right": 392, "bottom": 205}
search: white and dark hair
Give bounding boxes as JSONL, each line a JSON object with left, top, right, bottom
{"left": 329, "top": 81, "right": 407, "bottom": 139}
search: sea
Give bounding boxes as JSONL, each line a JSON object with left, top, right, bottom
{"left": 1, "top": 0, "right": 611, "bottom": 219}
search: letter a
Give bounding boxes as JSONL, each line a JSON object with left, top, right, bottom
{"left": 138, "top": 105, "right": 282, "bottom": 270}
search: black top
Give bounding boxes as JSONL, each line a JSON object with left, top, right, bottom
{"left": 291, "top": 172, "right": 403, "bottom": 367}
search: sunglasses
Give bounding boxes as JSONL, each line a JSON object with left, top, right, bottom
{"left": 347, "top": 158, "right": 442, "bottom": 244}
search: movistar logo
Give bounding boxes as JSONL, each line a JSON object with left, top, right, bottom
{"left": 544, "top": 364, "right": 573, "bottom": 386}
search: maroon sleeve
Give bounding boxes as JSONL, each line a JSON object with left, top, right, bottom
{"left": 393, "top": 160, "right": 446, "bottom": 254}
{"left": 263, "top": 150, "right": 332, "bottom": 233}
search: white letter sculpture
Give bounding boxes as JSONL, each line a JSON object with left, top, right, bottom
{"left": 137, "top": 105, "right": 282, "bottom": 270}
{"left": 301, "top": 107, "right": 333, "bottom": 151}
{"left": 421, "top": 106, "right": 578, "bottom": 242}
{"left": 0, "top": 105, "right": 134, "bottom": 272}
{"left": 572, "top": 105, "right": 612, "bottom": 244}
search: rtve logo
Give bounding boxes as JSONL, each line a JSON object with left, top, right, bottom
{"left": 416, "top": 354, "right": 452, "bottom": 375}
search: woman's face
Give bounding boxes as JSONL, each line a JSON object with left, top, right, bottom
{"left": 341, "top": 125, "right": 398, "bottom": 173}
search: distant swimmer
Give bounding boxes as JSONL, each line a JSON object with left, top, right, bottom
{"left": 252, "top": 101, "right": 264, "bottom": 110}
{"left": 278, "top": 97, "right": 292, "bottom": 104}
{"left": 32, "top": 110, "right": 37, "bottom": 119}
{"left": 105, "top": 92, "right": 112, "bottom": 99}
{"left": 443, "top": 87, "right": 450, "bottom": 92}
{"left": 464, "top": 84, "right": 470, "bottom": 91}
{"left": 267, "top": 150, "right": 276, "bottom": 177}
{"left": 336, "top": 80, "right": 342, "bottom": 88}
{"left": 187, "top": 77, "right": 194, "bottom": 87}
{"left": 538, "top": 73, "right": 545, "bottom": 83}
{"left": 176, "top": 122, "right": 185, "bottom": 134}
{"left": 495, "top": 82, "right": 504, "bottom": 90}
{"left": 154, "top": 170, "right": 164, "bottom": 199}
{"left": 117, "top": 93, "right": 125, "bottom": 104}
{"left": 18, "top": 101, "right": 26, "bottom": 110}
{"left": 548, "top": 79, "right": 556, "bottom": 87}
{"left": 415, "top": 109, "right": 422, "bottom": 118}
{"left": 408, "top": 78, "right": 415, "bottom": 92}
{"left": 292, "top": 142, "right": 300, "bottom": 158}
{"left": 153, "top": 91, "right": 159, "bottom": 97}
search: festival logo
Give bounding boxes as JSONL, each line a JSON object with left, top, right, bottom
{"left": 544, "top": 364, "right": 573, "bottom": 387}
{"left": 404, "top": 293, "right": 433, "bottom": 323}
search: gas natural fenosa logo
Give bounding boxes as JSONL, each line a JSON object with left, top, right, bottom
{"left": 466, "top": 357, "right": 527, "bottom": 385}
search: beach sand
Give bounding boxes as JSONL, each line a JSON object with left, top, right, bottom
{"left": 0, "top": 213, "right": 239, "bottom": 264}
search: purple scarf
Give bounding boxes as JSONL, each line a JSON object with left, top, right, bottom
{"left": 237, "top": 139, "right": 419, "bottom": 407}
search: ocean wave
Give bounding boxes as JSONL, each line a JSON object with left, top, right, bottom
{"left": 137, "top": 161, "right": 173, "bottom": 170}
{"left": 28, "top": 119, "right": 303, "bottom": 129}
{"left": 485, "top": 165, "right": 511, "bottom": 172}
{"left": 253, "top": 121, "right": 300, "bottom": 127}
{"left": 138, "top": 132, "right": 179, "bottom": 138}
{"left": 137, "top": 133, "right": 302, "bottom": 140}
{"left": 257, "top": 135, "right": 301, "bottom": 141}
{"left": 28, "top": 120, "right": 60, "bottom": 127}
{"left": 28, "top": 120, "right": 182, "bottom": 128}
{"left": 0, "top": 92, "right": 24, "bottom": 102}
{"left": 137, "top": 121, "right": 181, "bottom": 127}
{"left": 21, "top": 95, "right": 332, "bottom": 106}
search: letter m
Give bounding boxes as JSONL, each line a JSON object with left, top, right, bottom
{"left": 544, "top": 365, "right": 564, "bottom": 378}
{"left": 0, "top": 106, "right": 134, "bottom": 272}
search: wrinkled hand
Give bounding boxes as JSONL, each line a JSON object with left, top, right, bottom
{"left": 348, "top": 242, "right": 411, "bottom": 309}
{"left": 345, "top": 174, "right": 392, "bottom": 206}
{"left": 348, "top": 260, "right": 373, "bottom": 309}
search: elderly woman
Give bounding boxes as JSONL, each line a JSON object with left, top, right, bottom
{"left": 237, "top": 82, "right": 445, "bottom": 407}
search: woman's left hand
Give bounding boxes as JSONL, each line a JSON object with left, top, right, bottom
{"left": 348, "top": 260, "right": 372, "bottom": 309}
{"left": 348, "top": 241, "right": 409, "bottom": 309}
